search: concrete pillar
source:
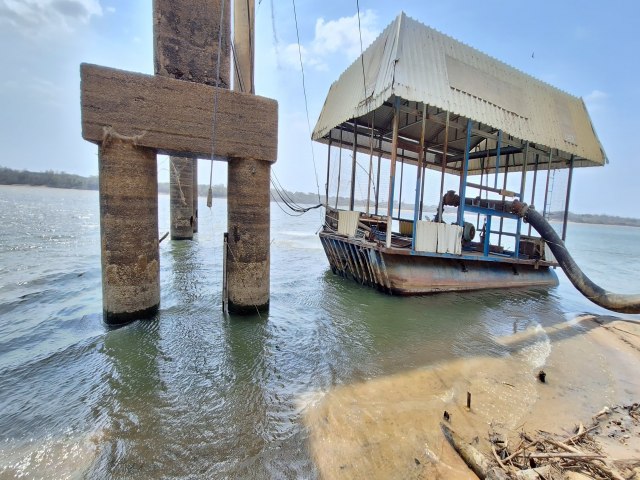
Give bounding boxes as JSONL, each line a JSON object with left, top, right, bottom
{"left": 99, "top": 133, "right": 159, "bottom": 324}
{"left": 192, "top": 158, "right": 198, "bottom": 233}
{"left": 154, "top": 0, "right": 230, "bottom": 239}
{"left": 169, "top": 156, "right": 194, "bottom": 240}
{"left": 227, "top": 158, "right": 270, "bottom": 313}
{"left": 226, "top": 0, "right": 270, "bottom": 314}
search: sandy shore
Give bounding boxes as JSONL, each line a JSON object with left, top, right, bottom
{"left": 304, "top": 315, "right": 640, "bottom": 479}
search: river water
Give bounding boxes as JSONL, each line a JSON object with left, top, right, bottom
{"left": 0, "top": 185, "right": 639, "bottom": 478}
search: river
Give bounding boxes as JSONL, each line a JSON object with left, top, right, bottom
{"left": 0, "top": 185, "right": 639, "bottom": 478}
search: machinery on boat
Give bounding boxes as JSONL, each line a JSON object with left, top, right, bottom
{"left": 312, "top": 12, "right": 640, "bottom": 314}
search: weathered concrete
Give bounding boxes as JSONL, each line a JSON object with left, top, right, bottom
{"left": 154, "top": 0, "right": 229, "bottom": 240}
{"left": 192, "top": 158, "right": 198, "bottom": 233}
{"left": 80, "top": 64, "right": 278, "bottom": 162}
{"left": 225, "top": 0, "right": 271, "bottom": 314}
{"left": 154, "top": 0, "right": 230, "bottom": 88}
{"left": 227, "top": 158, "right": 270, "bottom": 313}
{"left": 99, "top": 133, "right": 160, "bottom": 324}
{"left": 169, "top": 156, "right": 194, "bottom": 240}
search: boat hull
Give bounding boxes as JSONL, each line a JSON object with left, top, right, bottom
{"left": 319, "top": 233, "right": 558, "bottom": 295}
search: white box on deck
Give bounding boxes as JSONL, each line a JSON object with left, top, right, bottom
{"left": 436, "top": 223, "right": 448, "bottom": 253}
{"left": 337, "top": 210, "right": 360, "bottom": 237}
{"left": 415, "top": 221, "right": 438, "bottom": 252}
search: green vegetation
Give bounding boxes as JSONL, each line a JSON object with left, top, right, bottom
{"left": 2, "top": 166, "right": 639, "bottom": 227}
{"left": 0, "top": 166, "right": 99, "bottom": 190}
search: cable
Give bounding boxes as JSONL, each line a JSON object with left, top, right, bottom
{"left": 208, "top": 0, "right": 227, "bottom": 208}
{"left": 291, "top": 0, "right": 322, "bottom": 203}
{"left": 356, "top": 0, "right": 367, "bottom": 99}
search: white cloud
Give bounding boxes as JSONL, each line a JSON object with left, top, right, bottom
{"left": 0, "top": 0, "right": 103, "bottom": 34}
{"left": 584, "top": 89, "right": 609, "bottom": 111}
{"left": 313, "top": 10, "right": 378, "bottom": 59}
{"left": 279, "top": 10, "right": 379, "bottom": 71}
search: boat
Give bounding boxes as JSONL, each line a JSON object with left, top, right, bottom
{"left": 311, "top": 12, "right": 608, "bottom": 296}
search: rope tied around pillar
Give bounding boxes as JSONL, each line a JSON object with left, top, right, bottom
{"left": 100, "top": 126, "right": 147, "bottom": 153}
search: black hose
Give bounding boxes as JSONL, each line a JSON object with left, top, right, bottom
{"left": 511, "top": 200, "right": 640, "bottom": 314}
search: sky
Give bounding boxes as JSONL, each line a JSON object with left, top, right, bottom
{"left": 1, "top": 0, "right": 639, "bottom": 216}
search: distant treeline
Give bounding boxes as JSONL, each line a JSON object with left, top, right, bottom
{"left": 2, "top": 166, "right": 640, "bottom": 227}
{"left": 547, "top": 211, "right": 640, "bottom": 228}
{"left": 0, "top": 166, "right": 99, "bottom": 190}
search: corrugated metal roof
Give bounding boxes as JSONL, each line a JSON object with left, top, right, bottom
{"left": 312, "top": 12, "right": 607, "bottom": 174}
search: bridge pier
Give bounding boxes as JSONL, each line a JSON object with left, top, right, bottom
{"left": 99, "top": 133, "right": 160, "bottom": 324}
{"left": 169, "top": 156, "right": 194, "bottom": 240}
{"left": 227, "top": 158, "right": 271, "bottom": 313}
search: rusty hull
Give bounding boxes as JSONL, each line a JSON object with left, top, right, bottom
{"left": 319, "top": 232, "right": 558, "bottom": 295}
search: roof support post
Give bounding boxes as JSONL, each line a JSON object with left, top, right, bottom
{"left": 325, "top": 137, "right": 332, "bottom": 206}
{"left": 397, "top": 152, "right": 404, "bottom": 218}
{"left": 412, "top": 104, "right": 428, "bottom": 251}
{"left": 386, "top": 99, "right": 400, "bottom": 248}
{"left": 457, "top": 118, "right": 472, "bottom": 226}
{"left": 349, "top": 121, "right": 357, "bottom": 211}
{"left": 366, "top": 116, "right": 375, "bottom": 214}
{"left": 437, "top": 111, "right": 450, "bottom": 222}
{"left": 528, "top": 153, "right": 540, "bottom": 235}
{"left": 542, "top": 150, "right": 553, "bottom": 219}
{"left": 562, "top": 155, "right": 575, "bottom": 242}
{"left": 494, "top": 130, "right": 502, "bottom": 189}
{"left": 335, "top": 129, "right": 342, "bottom": 210}
{"left": 498, "top": 153, "right": 511, "bottom": 246}
{"left": 375, "top": 137, "right": 382, "bottom": 216}
{"left": 514, "top": 142, "right": 529, "bottom": 258}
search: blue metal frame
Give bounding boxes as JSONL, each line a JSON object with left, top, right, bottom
{"left": 494, "top": 130, "right": 502, "bottom": 189}
{"left": 457, "top": 118, "right": 472, "bottom": 226}
{"left": 483, "top": 215, "right": 492, "bottom": 256}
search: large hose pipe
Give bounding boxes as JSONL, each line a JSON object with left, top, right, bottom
{"left": 509, "top": 200, "right": 640, "bottom": 314}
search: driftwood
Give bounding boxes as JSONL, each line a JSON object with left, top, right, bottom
{"left": 439, "top": 403, "right": 639, "bottom": 480}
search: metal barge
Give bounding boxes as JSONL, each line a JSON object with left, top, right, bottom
{"left": 312, "top": 12, "right": 608, "bottom": 296}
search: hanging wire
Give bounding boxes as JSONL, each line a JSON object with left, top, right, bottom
{"left": 355, "top": 0, "right": 367, "bottom": 99}
{"left": 270, "top": 171, "right": 322, "bottom": 215}
{"left": 291, "top": 0, "right": 321, "bottom": 204}
{"left": 207, "top": 0, "right": 227, "bottom": 208}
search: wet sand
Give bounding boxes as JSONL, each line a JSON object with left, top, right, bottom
{"left": 304, "top": 315, "right": 640, "bottom": 479}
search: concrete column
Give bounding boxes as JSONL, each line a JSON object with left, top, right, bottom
{"left": 227, "top": 0, "right": 270, "bottom": 314}
{"left": 170, "top": 156, "right": 194, "bottom": 240}
{"left": 99, "top": 133, "right": 159, "bottom": 325}
{"left": 227, "top": 158, "right": 270, "bottom": 313}
{"left": 192, "top": 158, "right": 198, "bottom": 233}
{"left": 154, "top": 0, "right": 230, "bottom": 239}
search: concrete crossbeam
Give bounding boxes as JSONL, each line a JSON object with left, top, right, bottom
{"left": 81, "top": 63, "right": 278, "bottom": 163}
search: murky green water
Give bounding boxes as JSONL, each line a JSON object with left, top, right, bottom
{"left": 0, "top": 185, "right": 638, "bottom": 478}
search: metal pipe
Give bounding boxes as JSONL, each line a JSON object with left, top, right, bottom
{"left": 335, "top": 129, "right": 342, "bottom": 210}
{"left": 457, "top": 118, "right": 472, "bottom": 226}
{"left": 325, "top": 137, "right": 332, "bottom": 206}
{"left": 528, "top": 153, "right": 539, "bottom": 236}
{"left": 349, "top": 121, "right": 357, "bottom": 211}
{"left": 514, "top": 142, "right": 529, "bottom": 258}
{"left": 413, "top": 104, "right": 427, "bottom": 251}
{"left": 375, "top": 139, "right": 382, "bottom": 215}
{"left": 494, "top": 130, "right": 502, "bottom": 189}
{"left": 542, "top": 150, "right": 553, "bottom": 219}
{"left": 512, "top": 201, "right": 640, "bottom": 314}
{"left": 437, "top": 111, "right": 450, "bottom": 222}
{"left": 562, "top": 155, "right": 575, "bottom": 242}
{"left": 366, "top": 115, "right": 375, "bottom": 214}
{"left": 498, "top": 153, "right": 510, "bottom": 245}
{"left": 397, "top": 152, "right": 404, "bottom": 218}
{"left": 386, "top": 100, "right": 400, "bottom": 248}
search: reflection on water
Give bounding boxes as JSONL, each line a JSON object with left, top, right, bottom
{"left": 0, "top": 186, "right": 639, "bottom": 478}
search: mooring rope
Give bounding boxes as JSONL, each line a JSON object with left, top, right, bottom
{"left": 207, "top": 0, "right": 227, "bottom": 209}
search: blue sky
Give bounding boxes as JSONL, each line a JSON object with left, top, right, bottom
{"left": 1, "top": 1, "right": 639, "bottom": 216}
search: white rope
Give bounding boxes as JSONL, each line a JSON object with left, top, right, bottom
{"left": 208, "top": 0, "right": 227, "bottom": 208}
